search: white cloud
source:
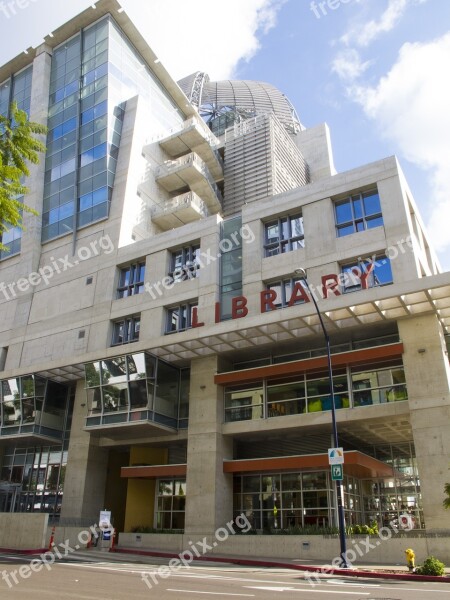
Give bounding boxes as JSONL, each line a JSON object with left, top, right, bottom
{"left": 341, "top": 0, "right": 423, "bottom": 48}
{"left": 332, "top": 48, "right": 371, "bottom": 81}
{"left": 350, "top": 33, "right": 450, "bottom": 255}
{"left": 122, "top": 0, "right": 286, "bottom": 81}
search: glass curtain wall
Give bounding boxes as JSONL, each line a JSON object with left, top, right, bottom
{"left": 0, "top": 66, "right": 33, "bottom": 259}
{"left": 43, "top": 15, "right": 184, "bottom": 242}
{"left": 219, "top": 216, "right": 243, "bottom": 320}
{"left": 84, "top": 351, "right": 189, "bottom": 429}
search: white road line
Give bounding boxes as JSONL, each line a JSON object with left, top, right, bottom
{"left": 166, "top": 591, "right": 255, "bottom": 597}
{"left": 246, "top": 587, "right": 369, "bottom": 595}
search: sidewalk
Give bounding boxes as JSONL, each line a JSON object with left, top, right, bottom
{"left": 70, "top": 546, "right": 450, "bottom": 583}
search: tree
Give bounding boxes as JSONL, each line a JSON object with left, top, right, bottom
{"left": 0, "top": 101, "right": 47, "bottom": 252}
{"left": 443, "top": 483, "right": 450, "bottom": 510}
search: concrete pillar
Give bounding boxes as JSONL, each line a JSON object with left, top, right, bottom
{"left": 398, "top": 315, "right": 450, "bottom": 530}
{"left": 184, "top": 355, "right": 233, "bottom": 538}
{"left": 21, "top": 43, "right": 52, "bottom": 275}
{"left": 60, "top": 380, "right": 109, "bottom": 521}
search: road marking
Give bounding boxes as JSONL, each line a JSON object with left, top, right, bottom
{"left": 324, "top": 579, "right": 379, "bottom": 587}
{"left": 245, "top": 587, "right": 369, "bottom": 595}
{"left": 166, "top": 591, "right": 255, "bottom": 597}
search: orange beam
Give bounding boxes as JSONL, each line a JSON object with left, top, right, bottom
{"left": 223, "top": 451, "right": 394, "bottom": 479}
{"left": 214, "top": 343, "right": 404, "bottom": 386}
{"left": 121, "top": 464, "right": 187, "bottom": 479}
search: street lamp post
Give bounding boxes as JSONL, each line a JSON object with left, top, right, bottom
{"left": 295, "top": 268, "right": 348, "bottom": 568}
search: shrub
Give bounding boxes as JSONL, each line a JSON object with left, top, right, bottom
{"left": 416, "top": 556, "right": 445, "bottom": 576}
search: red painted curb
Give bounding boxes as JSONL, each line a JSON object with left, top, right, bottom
{"left": 111, "top": 547, "right": 450, "bottom": 583}
{"left": 0, "top": 548, "right": 48, "bottom": 555}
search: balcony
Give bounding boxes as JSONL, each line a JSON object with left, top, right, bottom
{"left": 159, "top": 117, "right": 223, "bottom": 181}
{"left": 0, "top": 410, "right": 65, "bottom": 446}
{"left": 155, "top": 152, "right": 223, "bottom": 213}
{"left": 151, "top": 192, "right": 209, "bottom": 230}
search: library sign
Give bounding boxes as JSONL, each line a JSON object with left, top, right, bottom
{"left": 192, "top": 264, "right": 375, "bottom": 326}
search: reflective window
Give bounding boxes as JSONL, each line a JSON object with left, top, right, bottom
{"left": 111, "top": 315, "right": 140, "bottom": 345}
{"left": 0, "top": 66, "right": 33, "bottom": 259}
{"left": 341, "top": 255, "right": 393, "bottom": 293}
{"left": 335, "top": 189, "right": 383, "bottom": 237}
{"left": 169, "top": 244, "right": 200, "bottom": 282}
{"left": 117, "top": 262, "right": 146, "bottom": 298}
{"left": 156, "top": 479, "right": 186, "bottom": 530}
{"left": 264, "top": 214, "right": 304, "bottom": 256}
{"left": 166, "top": 303, "right": 198, "bottom": 333}
{"left": 233, "top": 471, "right": 334, "bottom": 531}
{"left": 224, "top": 383, "right": 263, "bottom": 422}
{"left": 265, "top": 277, "right": 306, "bottom": 309}
{"left": 352, "top": 366, "right": 407, "bottom": 406}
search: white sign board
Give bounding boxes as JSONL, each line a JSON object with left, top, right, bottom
{"left": 99, "top": 510, "right": 112, "bottom": 528}
{"left": 328, "top": 448, "right": 344, "bottom": 465}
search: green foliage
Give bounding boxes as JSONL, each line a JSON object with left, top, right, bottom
{"left": 415, "top": 555, "right": 445, "bottom": 576}
{"left": 130, "top": 526, "right": 184, "bottom": 534}
{"left": 0, "top": 102, "right": 47, "bottom": 251}
{"left": 443, "top": 483, "right": 450, "bottom": 510}
{"left": 347, "top": 521, "right": 379, "bottom": 535}
{"left": 236, "top": 525, "right": 339, "bottom": 535}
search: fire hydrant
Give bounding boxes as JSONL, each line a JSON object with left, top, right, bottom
{"left": 405, "top": 548, "right": 415, "bottom": 572}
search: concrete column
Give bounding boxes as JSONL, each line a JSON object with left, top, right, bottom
{"left": 21, "top": 43, "right": 52, "bottom": 275}
{"left": 184, "top": 355, "right": 233, "bottom": 538}
{"left": 398, "top": 315, "right": 450, "bottom": 530}
{"left": 60, "top": 380, "right": 109, "bottom": 521}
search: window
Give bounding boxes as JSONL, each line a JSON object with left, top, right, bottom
{"left": 264, "top": 214, "right": 304, "bottom": 256}
{"left": 341, "top": 255, "right": 393, "bottom": 293}
{"left": 117, "top": 262, "right": 146, "bottom": 298}
{"left": 233, "top": 471, "right": 334, "bottom": 530}
{"left": 166, "top": 303, "right": 198, "bottom": 333}
{"left": 156, "top": 479, "right": 186, "bottom": 530}
{"left": 352, "top": 365, "right": 407, "bottom": 406}
{"left": 265, "top": 277, "right": 306, "bottom": 309}
{"left": 111, "top": 315, "right": 140, "bottom": 345}
{"left": 224, "top": 383, "right": 264, "bottom": 422}
{"left": 169, "top": 245, "right": 200, "bottom": 282}
{"left": 335, "top": 189, "right": 383, "bottom": 237}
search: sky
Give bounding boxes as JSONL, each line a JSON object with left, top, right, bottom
{"left": 1, "top": 0, "right": 449, "bottom": 268}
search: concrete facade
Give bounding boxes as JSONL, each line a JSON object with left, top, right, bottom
{"left": 1, "top": 0, "right": 450, "bottom": 561}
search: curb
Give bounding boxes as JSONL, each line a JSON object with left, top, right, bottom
{"left": 0, "top": 548, "right": 48, "bottom": 555}
{"left": 111, "top": 547, "right": 450, "bottom": 583}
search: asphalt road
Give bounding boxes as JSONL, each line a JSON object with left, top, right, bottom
{"left": 1, "top": 554, "right": 450, "bottom": 599}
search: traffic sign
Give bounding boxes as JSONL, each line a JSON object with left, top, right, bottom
{"left": 328, "top": 447, "right": 344, "bottom": 465}
{"left": 331, "top": 464, "right": 343, "bottom": 481}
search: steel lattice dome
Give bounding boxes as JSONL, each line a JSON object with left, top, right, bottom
{"left": 178, "top": 72, "right": 302, "bottom": 135}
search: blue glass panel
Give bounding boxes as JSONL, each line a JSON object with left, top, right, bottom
{"left": 81, "top": 107, "right": 94, "bottom": 125}
{"left": 59, "top": 202, "right": 74, "bottom": 220}
{"left": 373, "top": 257, "right": 393, "bottom": 285}
{"left": 92, "top": 186, "right": 107, "bottom": 205}
{"left": 79, "top": 192, "right": 93, "bottom": 211}
{"left": 92, "top": 201, "right": 108, "bottom": 220}
{"left": 335, "top": 201, "right": 352, "bottom": 224}
{"left": 62, "top": 117, "right": 77, "bottom": 135}
{"left": 363, "top": 192, "right": 381, "bottom": 216}
{"left": 337, "top": 224, "right": 355, "bottom": 237}
{"left": 48, "top": 207, "right": 59, "bottom": 225}
{"left": 93, "top": 142, "right": 107, "bottom": 160}
{"left": 366, "top": 216, "right": 384, "bottom": 229}
{"left": 353, "top": 198, "right": 362, "bottom": 219}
